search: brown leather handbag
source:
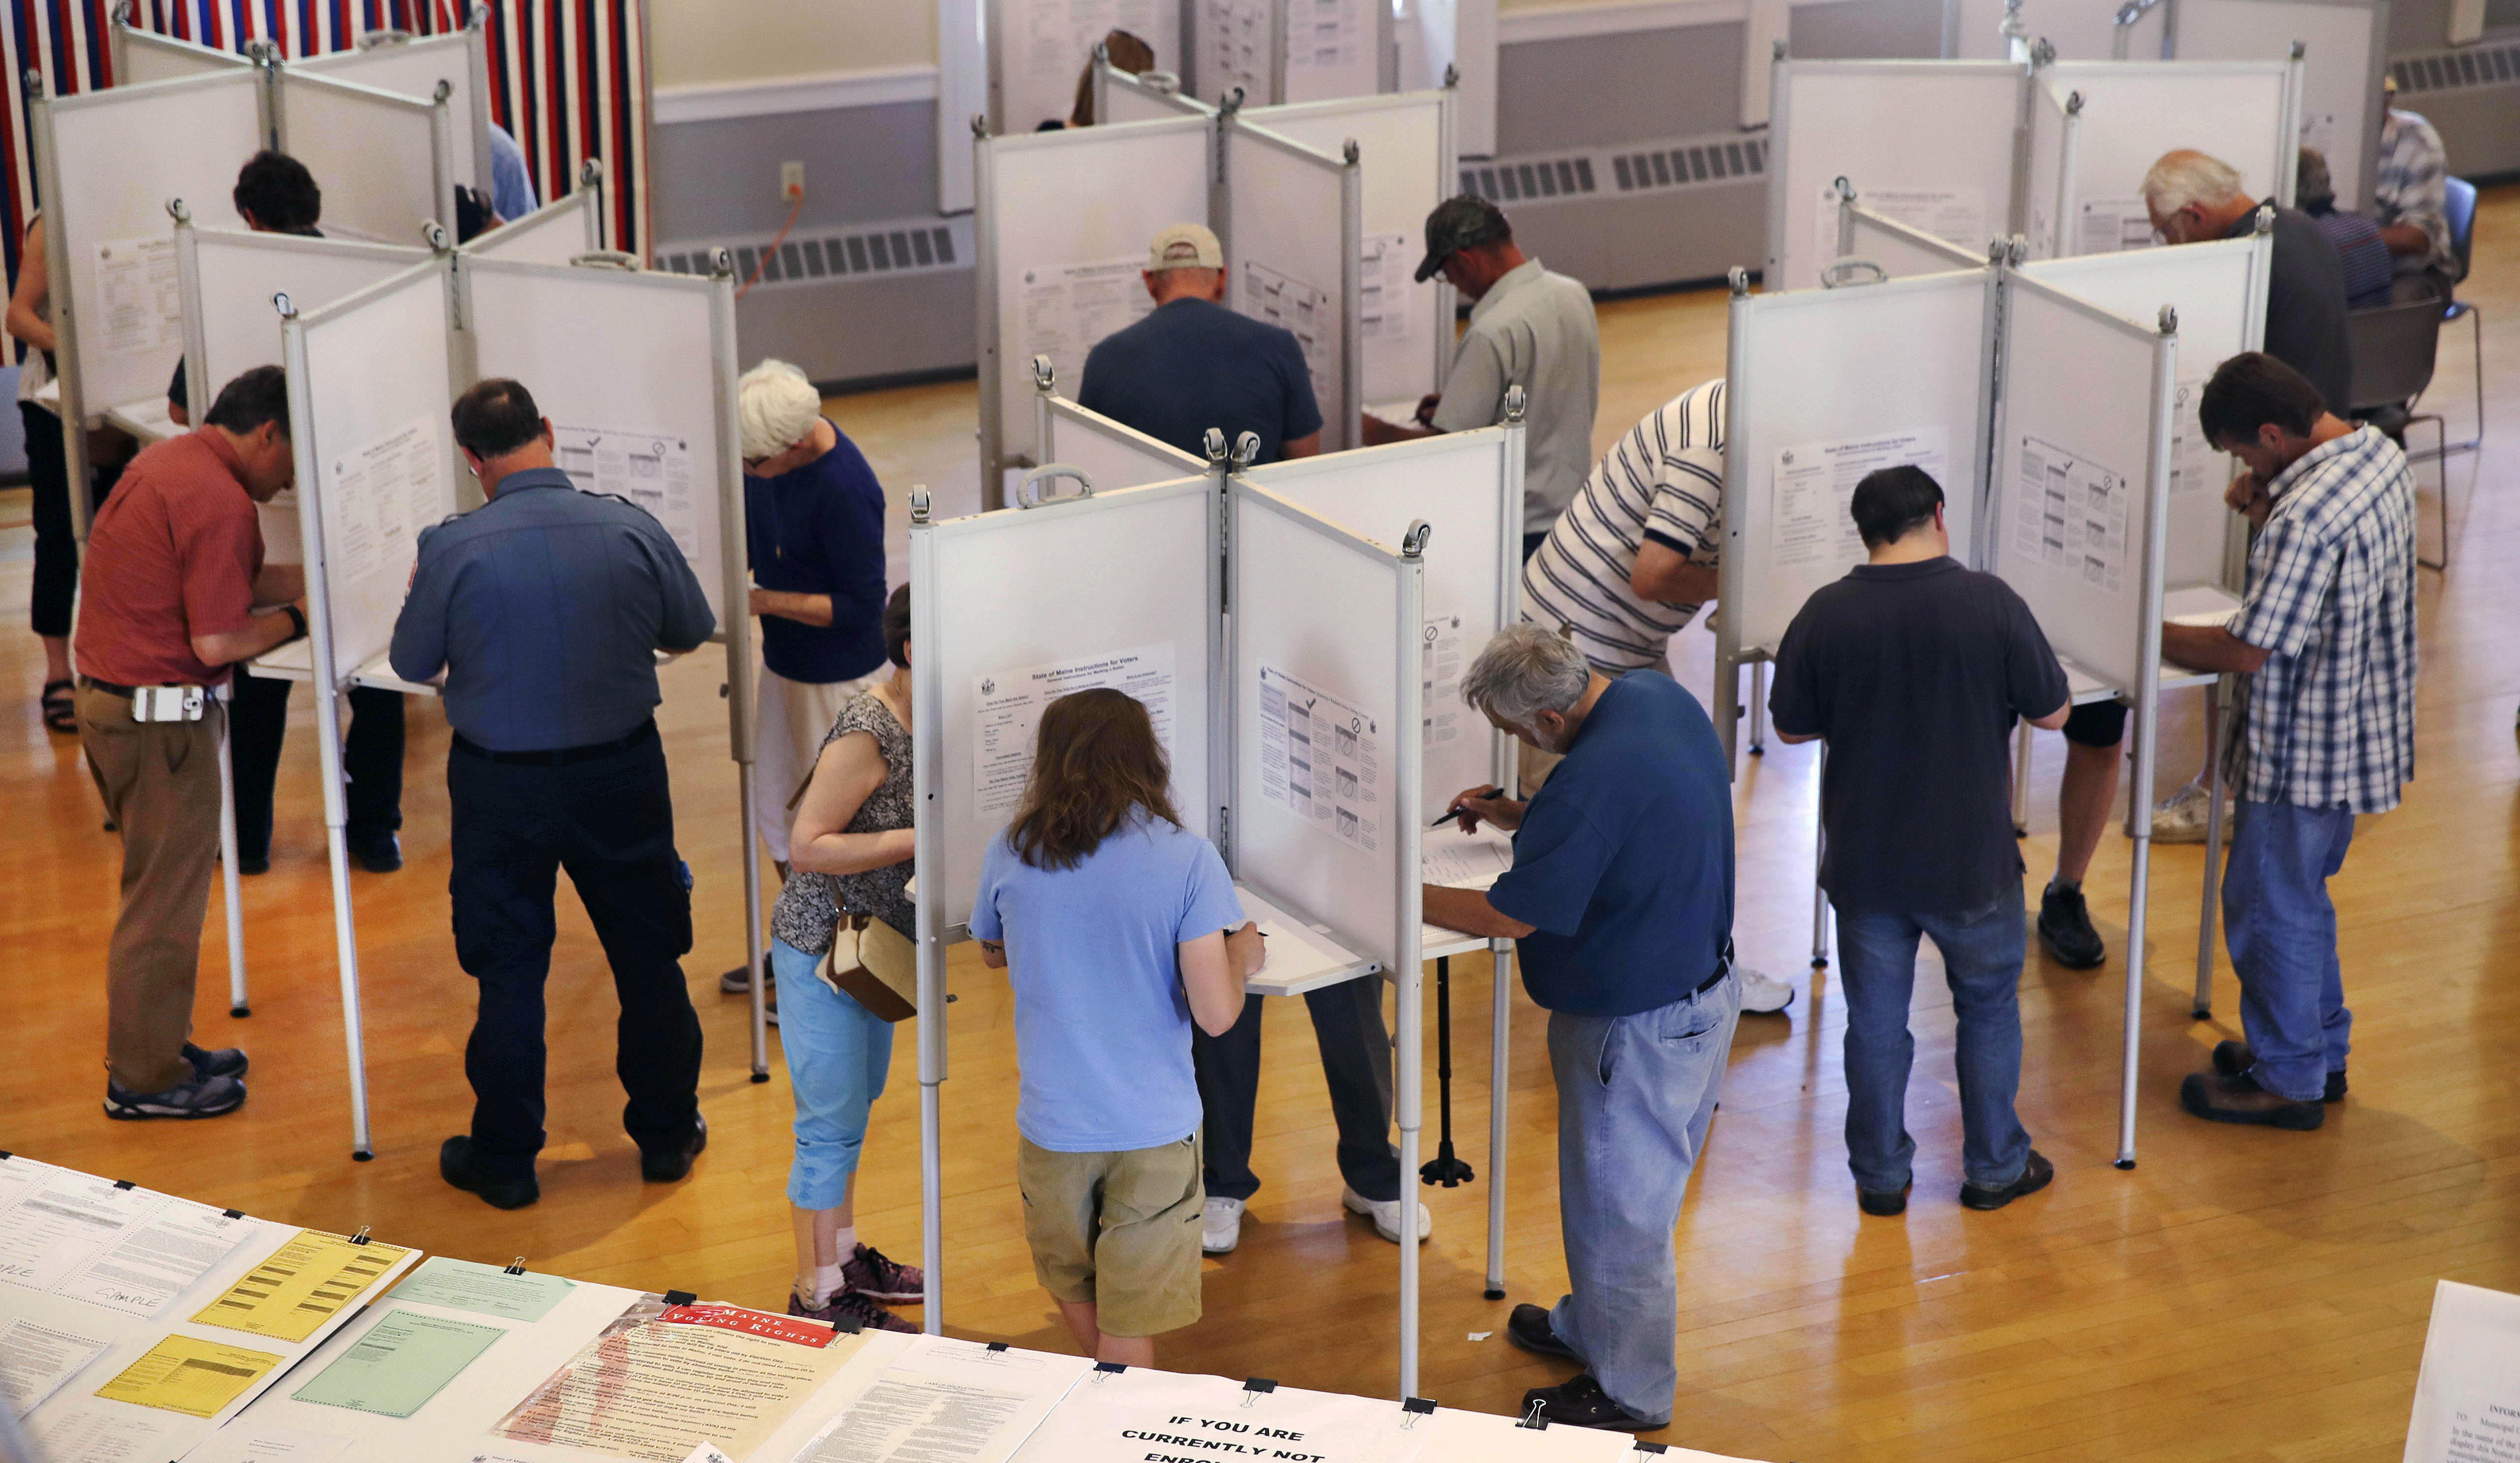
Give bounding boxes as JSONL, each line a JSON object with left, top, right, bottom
{"left": 814, "top": 911, "right": 917, "bottom": 1023}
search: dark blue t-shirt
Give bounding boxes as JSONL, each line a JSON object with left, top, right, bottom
{"left": 1484, "top": 672, "right": 1735, "bottom": 1018}
{"left": 1077, "top": 297, "right": 1324, "bottom": 463}
{"left": 744, "top": 420, "right": 887, "bottom": 684}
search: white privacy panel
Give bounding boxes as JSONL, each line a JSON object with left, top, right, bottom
{"left": 1245, "top": 428, "right": 1514, "bottom": 819}
{"left": 2036, "top": 61, "right": 2295, "bottom": 259}
{"left": 461, "top": 260, "right": 737, "bottom": 630}
{"left": 917, "top": 479, "right": 1217, "bottom": 934}
{"left": 1989, "top": 274, "right": 2173, "bottom": 694}
{"left": 979, "top": 117, "right": 1211, "bottom": 477}
{"left": 1950, "top": 0, "right": 2167, "bottom": 58}
{"left": 296, "top": 34, "right": 487, "bottom": 189}
{"left": 2025, "top": 77, "right": 2070, "bottom": 256}
{"left": 2173, "top": 0, "right": 2383, "bottom": 210}
{"left": 290, "top": 262, "right": 462, "bottom": 683}
{"left": 1767, "top": 61, "right": 2023, "bottom": 294}
{"left": 1723, "top": 269, "right": 1992, "bottom": 657}
{"left": 40, "top": 70, "right": 259, "bottom": 421}
{"left": 1099, "top": 64, "right": 1214, "bottom": 121}
{"left": 1251, "top": 91, "right": 1450, "bottom": 403}
{"left": 993, "top": 0, "right": 1183, "bottom": 133}
{"left": 1043, "top": 396, "right": 1207, "bottom": 490}
{"left": 463, "top": 191, "right": 599, "bottom": 263}
{"left": 1221, "top": 121, "right": 1356, "bottom": 450}
{"left": 1230, "top": 482, "right": 1419, "bottom": 974}
{"left": 274, "top": 71, "right": 447, "bottom": 247}
{"left": 183, "top": 229, "right": 425, "bottom": 414}
{"left": 1839, "top": 203, "right": 1989, "bottom": 281}
{"left": 1282, "top": 0, "right": 1384, "bottom": 102}
{"left": 117, "top": 29, "right": 253, "bottom": 83}
{"left": 2022, "top": 233, "right": 2266, "bottom": 588}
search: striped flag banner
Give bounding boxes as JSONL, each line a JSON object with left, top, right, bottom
{"left": 0, "top": 0, "right": 648, "bottom": 284}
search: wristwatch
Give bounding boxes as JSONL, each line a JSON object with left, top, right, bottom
{"left": 281, "top": 605, "right": 310, "bottom": 644}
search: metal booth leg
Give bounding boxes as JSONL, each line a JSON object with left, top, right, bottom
{"left": 218, "top": 710, "right": 250, "bottom": 1018}
{"left": 1484, "top": 940, "right": 1511, "bottom": 1302}
{"left": 1748, "top": 661, "right": 1768, "bottom": 755}
{"left": 2193, "top": 679, "right": 2230, "bottom": 1019}
{"left": 1810, "top": 744, "right": 1831, "bottom": 971}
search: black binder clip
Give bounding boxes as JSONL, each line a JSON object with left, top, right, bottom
{"left": 986, "top": 1342, "right": 1010, "bottom": 1352}
{"left": 0, "top": 1150, "right": 14, "bottom": 1161}
{"left": 1241, "top": 1378, "right": 1276, "bottom": 1407}
{"left": 113, "top": 1178, "right": 137, "bottom": 1191}
{"left": 1400, "top": 1398, "right": 1436, "bottom": 1430}
{"left": 348, "top": 1225, "right": 372, "bottom": 1245}
{"left": 504, "top": 1257, "right": 528, "bottom": 1276}
{"left": 830, "top": 1311, "right": 862, "bottom": 1335}
{"left": 1092, "top": 1361, "right": 1129, "bottom": 1382}
{"left": 223, "top": 1209, "right": 245, "bottom": 1220}
{"left": 1635, "top": 1444, "right": 1669, "bottom": 1455}
{"left": 1518, "top": 1401, "right": 1548, "bottom": 1431}
{"left": 662, "top": 1289, "right": 699, "bottom": 1307}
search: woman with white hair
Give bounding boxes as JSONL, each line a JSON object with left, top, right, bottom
{"left": 728, "top": 359, "right": 892, "bottom": 1009}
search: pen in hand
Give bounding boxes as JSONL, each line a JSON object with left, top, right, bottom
{"left": 1435, "top": 787, "right": 1503, "bottom": 827}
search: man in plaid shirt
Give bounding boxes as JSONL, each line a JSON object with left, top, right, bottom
{"left": 2374, "top": 78, "right": 2455, "bottom": 283}
{"left": 2162, "top": 353, "right": 2417, "bottom": 1131}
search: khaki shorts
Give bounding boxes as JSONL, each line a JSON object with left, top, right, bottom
{"left": 1017, "top": 1133, "right": 1203, "bottom": 1337}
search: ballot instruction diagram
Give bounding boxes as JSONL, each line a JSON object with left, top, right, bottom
{"left": 1358, "top": 232, "right": 1414, "bottom": 344}
{"left": 1020, "top": 257, "right": 1157, "bottom": 399}
{"left": 1257, "top": 664, "right": 1381, "bottom": 853}
{"left": 1019, "top": 0, "right": 1169, "bottom": 127}
{"left": 1818, "top": 185, "right": 1987, "bottom": 265}
{"left": 1769, "top": 427, "right": 1949, "bottom": 576}
{"left": 973, "top": 643, "right": 1179, "bottom": 821}
{"left": 2166, "top": 375, "right": 2224, "bottom": 499}
{"left": 94, "top": 235, "right": 183, "bottom": 358}
{"left": 552, "top": 424, "right": 702, "bottom": 570}
{"left": 2076, "top": 198, "right": 2158, "bottom": 255}
{"left": 1240, "top": 261, "right": 1334, "bottom": 410}
{"left": 1198, "top": 0, "right": 1272, "bottom": 96}
{"left": 1421, "top": 613, "right": 1466, "bottom": 756}
{"left": 2013, "top": 433, "right": 2131, "bottom": 592}
{"left": 327, "top": 418, "right": 447, "bottom": 594}
{"left": 1285, "top": 0, "right": 1369, "bottom": 74}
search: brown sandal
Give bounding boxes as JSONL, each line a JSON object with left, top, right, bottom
{"left": 40, "top": 680, "right": 75, "bottom": 735}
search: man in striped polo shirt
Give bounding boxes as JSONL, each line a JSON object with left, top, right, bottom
{"left": 1522, "top": 378, "right": 1793, "bottom": 1015}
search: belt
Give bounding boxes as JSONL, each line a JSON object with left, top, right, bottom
{"left": 79, "top": 675, "right": 217, "bottom": 699}
{"left": 1689, "top": 937, "right": 1738, "bottom": 999}
{"left": 452, "top": 718, "right": 657, "bottom": 766}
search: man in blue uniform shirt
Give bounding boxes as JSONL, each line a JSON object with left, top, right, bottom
{"left": 391, "top": 378, "right": 717, "bottom": 1211}
{"left": 1425, "top": 623, "right": 1740, "bottom": 1431}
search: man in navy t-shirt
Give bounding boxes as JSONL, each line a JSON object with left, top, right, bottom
{"left": 1423, "top": 624, "right": 1739, "bottom": 1431}
{"left": 1078, "top": 223, "right": 1323, "bottom": 463}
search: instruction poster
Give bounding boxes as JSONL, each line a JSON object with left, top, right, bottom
{"left": 1198, "top": 0, "right": 1271, "bottom": 95}
{"left": 1421, "top": 613, "right": 1465, "bottom": 755}
{"left": 1285, "top": 0, "right": 1368, "bottom": 74}
{"left": 1020, "top": 257, "right": 1157, "bottom": 395}
{"left": 327, "top": 418, "right": 447, "bottom": 591}
{"left": 973, "top": 642, "right": 1178, "bottom": 821}
{"left": 1358, "top": 232, "right": 1414, "bottom": 343}
{"left": 1818, "top": 185, "right": 1985, "bottom": 264}
{"left": 2013, "top": 433, "right": 2130, "bottom": 591}
{"left": 93, "top": 236, "right": 182, "bottom": 356}
{"left": 1257, "top": 664, "right": 1381, "bottom": 853}
{"left": 1239, "top": 261, "right": 1333, "bottom": 408}
{"left": 1006, "top": 1367, "right": 1429, "bottom": 1463}
{"left": 1770, "top": 427, "right": 1948, "bottom": 574}
{"left": 553, "top": 424, "right": 701, "bottom": 568}
{"left": 1018, "top": 0, "right": 1168, "bottom": 128}
{"left": 2076, "top": 197, "right": 2157, "bottom": 254}
{"left": 2167, "top": 375, "right": 2226, "bottom": 498}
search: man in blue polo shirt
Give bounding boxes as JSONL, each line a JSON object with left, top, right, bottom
{"left": 1425, "top": 623, "right": 1738, "bottom": 1431}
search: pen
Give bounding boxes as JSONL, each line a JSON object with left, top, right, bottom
{"left": 1434, "top": 787, "right": 1502, "bottom": 827}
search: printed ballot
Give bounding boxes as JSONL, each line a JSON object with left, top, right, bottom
{"left": 1770, "top": 428, "right": 1949, "bottom": 574}
{"left": 785, "top": 1334, "right": 1091, "bottom": 1463}
{"left": 1257, "top": 664, "right": 1383, "bottom": 853}
{"left": 0, "top": 1316, "right": 111, "bottom": 1418}
{"left": 973, "top": 643, "right": 1177, "bottom": 820}
{"left": 495, "top": 1298, "right": 869, "bottom": 1463}
{"left": 1423, "top": 826, "right": 1513, "bottom": 890}
{"left": 93, "top": 1334, "right": 283, "bottom": 1418}
{"left": 1008, "top": 1368, "right": 1429, "bottom": 1463}
{"left": 0, "top": 1162, "right": 255, "bottom": 1317}
{"left": 191, "top": 1231, "right": 409, "bottom": 1344}
{"left": 185, "top": 1420, "right": 354, "bottom": 1462}
{"left": 385, "top": 1255, "right": 575, "bottom": 1324}
{"left": 288, "top": 1308, "right": 506, "bottom": 1418}
{"left": 95, "top": 236, "right": 183, "bottom": 356}
{"left": 2405, "top": 1280, "right": 2520, "bottom": 1463}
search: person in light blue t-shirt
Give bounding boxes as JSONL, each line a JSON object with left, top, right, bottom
{"left": 970, "top": 687, "right": 1261, "bottom": 1367}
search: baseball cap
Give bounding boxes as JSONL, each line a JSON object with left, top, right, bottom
{"left": 1414, "top": 195, "right": 1511, "bottom": 282}
{"left": 1148, "top": 223, "right": 1223, "bottom": 271}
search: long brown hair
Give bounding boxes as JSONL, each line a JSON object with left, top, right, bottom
{"left": 1007, "top": 689, "right": 1180, "bottom": 870}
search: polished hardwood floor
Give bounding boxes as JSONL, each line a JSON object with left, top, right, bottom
{"left": 4, "top": 191, "right": 2516, "bottom": 1460}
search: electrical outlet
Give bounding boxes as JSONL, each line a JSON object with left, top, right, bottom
{"left": 779, "top": 161, "right": 805, "bottom": 202}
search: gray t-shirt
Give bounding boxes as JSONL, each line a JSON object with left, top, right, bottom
{"left": 1432, "top": 257, "right": 1600, "bottom": 535}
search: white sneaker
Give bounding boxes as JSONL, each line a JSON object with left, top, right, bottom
{"left": 2151, "top": 779, "right": 2230, "bottom": 844}
{"left": 1341, "top": 1186, "right": 1432, "bottom": 1244}
{"left": 1736, "top": 964, "right": 1794, "bottom": 1015}
{"left": 1201, "top": 1196, "right": 1244, "bottom": 1255}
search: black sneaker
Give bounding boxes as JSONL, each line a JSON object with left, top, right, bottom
{"left": 721, "top": 956, "right": 773, "bottom": 995}
{"left": 2037, "top": 882, "right": 2106, "bottom": 969}
{"left": 348, "top": 832, "right": 403, "bottom": 873}
{"left": 640, "top": 1115, "right": 708, "bottom": 1182}
{"left": 841, "top": 1243, "right": 924, "bottom": 1304}
{"left": 1506, "top": 1303, "right": 1582, "bottom": 1361}
{"left": 1519, "top": 1374, "right": 1659, "bottom": 1431}
{"left": 2212, "top": 1041, "right": 2346, "bottom": 1102}
{"left": 440, "top": 1136, "right": 539, "bottom": 1209}
{"left": 1960, "top": 1149, "right": 2055, "bottom": 1211}
{"left": 1857, "top": 1180, "right": 1912, "bottom": 1217}
{"left": 104, "top": 1072, "right": 245, "bottom": 1120}
{"left": 183, "top": 1043, "right": 249, "bottom": 1081}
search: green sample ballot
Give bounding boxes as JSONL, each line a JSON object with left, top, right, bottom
{"left": 388, "top": 1256, "right": 575, "bottom": 1323}
{"left": 291, "top": 1309, "right": 506, "bottom": 1419}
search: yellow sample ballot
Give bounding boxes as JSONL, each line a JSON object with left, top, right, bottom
{"left": 93, "top": 1335, "right": 283, "bottom": 1418}
{"left": 191, "top": 1232, "right": 410, "bottom": 1343}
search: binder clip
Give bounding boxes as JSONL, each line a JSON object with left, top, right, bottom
{"left": 348, "top": 1225, "right": 372, "bottom": 1245}
{"left": 1400, "top": 1399, "right": 1436, "bottom": 1431}
{"left": 1092, "top": 1361, "right": 1129, "bottom": 1382}
{"left": 1634, "top": 1444, "right": 1668, "bottom": 1455}
{"left": 113, "top": 1178, "right": 137, "bottom": 1191}
{"left": 223, "top": 1209, "right": 245, "bottom": 1220}
{"left": 831, "top": 1311, "right": 862, "bottom": 1335}
{"left": 663, "top": 1290, "right": 699, "bottom": 1307}
{"left": 1241, "top": 1378, "right": 1276, "bottom": 1407}
{"left": 1518, "top": 1401, "right": 1548, "bottom": 1431}
{"left": 0, "top": 1150, "right": 14, "bottom": 1161}
{"left": 504, "top": 1258, "right": 529, "bottom": 1276}
{"left": 986, "top": 1342, "right": 1010, "bottom": 1353}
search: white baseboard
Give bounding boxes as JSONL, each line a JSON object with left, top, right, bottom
{"left": 653, "top": 64, "right": 940, "bottom": 126}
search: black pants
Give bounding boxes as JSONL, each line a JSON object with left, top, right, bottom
{"left": 25, "top": 402, "right": 80, "bottom": 639}
{"left": 1193, "top": 977, "right": 1401, "bottom": 1203}
{"left": 447, "top": 723, "right": 702, "bottom": 1182}
{"left": 228, "top": 669, "right": 405, "bottom": 859}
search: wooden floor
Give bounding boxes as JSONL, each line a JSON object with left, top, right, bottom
{"left": 6, "top": 193, "right": 2519, "bottom": 1461}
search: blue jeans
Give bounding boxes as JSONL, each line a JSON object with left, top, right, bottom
{"left": 1835, "top": 883, "right": 2031, "bottom": 1195}
{"left": 772, "top": 938, "right": 895, "bottom": 1209}
{"left": 1544, "top": 974, "right": 1740, "bottom": 1426}
{"left": 2222, "top": 799, "right": 2356, "bottom": 1104}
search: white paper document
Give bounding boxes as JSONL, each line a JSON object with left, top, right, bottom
{"left": 183, "top": 1421, "right": 355, "bottom": 1462}
{"left": 2013, "top": 433, "right": 2131, "bottom": 592}
{"left": 1007, "top": 1368, "right": 1429, "bottom": 1463}
{"left": 1820, "top": 185, "right": 1985, "bottom": 262}
{"left": 1198, "top": 0, "right": 1272, "bottom": 95}
{"left": 1240, "top": 261, "right": 1333, "bottom": 409}
{"left": 0, "top": 1315, "right": 111, "bottom": 1419}
{"left": 94, "top": 235, "right": 183, "bottom": 355}
{"left": 1021, "top": 0, "right": 1166, "bottom": 126}
{"left": 1423, "top": 826, "right": 1513, "bottom": 890}
{"left": 1420, "top": 612, "right": 1466, "bottom": 755}
{"left": 1358, "top": 233, "right": 1414, "bottom": 344}
{"left": 2405, "top": 1280, "right": 2520, "bottom": 1463}
{"left": 1416, "top": 1402, "right": 1635, "bottom": 1463}
{"left": 2167, "top": 375, "right": 2227, "bottom": 498}
{"left": 787, "top": 1335, "right": 1089, "bottom": 1463}
{"left": 1769, "top": 428, "right": 1948, "bottom": 575}
{"left": 1257, "top": 664, "right": 1381, "bottom": 853}
{"left": 31, "top": 1397, "right": 181, "bottom": 1462}
{"left": 973, "top": 642, "right": 1178, "bottom": 821}
{"left": 0, "top": 1166, "right": 252, "bottom": 1317}
{"left": 1284, "top": 0, "right": 1367, "bottom": 72}
{"left": 1021, "top": 257, "right": 1156, "bottom": 393}
{"left": 553, "top": 424, "right": 701, "bottom": 568}
{"left": 2300, "top": 111, "right": 2339, "bottom": 167}
{"left": 326, "top": 418, "right": 447, "bottom": 592}
{"left": 2076, "top": 198, "right": 2157, "bottom": 255}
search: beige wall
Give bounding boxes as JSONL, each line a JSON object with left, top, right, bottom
{"left": 648, "top": 0, "right": 936, "bottom": 89}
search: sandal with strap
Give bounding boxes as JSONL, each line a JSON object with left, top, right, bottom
{"left": 40, "top": 680, "right": 76, "bottom": 735}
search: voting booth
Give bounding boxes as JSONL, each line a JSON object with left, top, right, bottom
{"left": 2167, "top": 0, "right": 2388, "bottom": 210}
{"left": 2021, "top": 58, "right": 2299, "bottom": 259}
{"left": 975, "top": 108, "right": 1362, "bottom": 502}
{"left": 291, "top": 27, "right": 495, "bottom": 194}
{"left": 459, "top": 174, "right": 607, "bottom": 266}
{"left": 109, "top": 19, "right": 253, "bottom": 84}
{"left": 1031, "top": 359, "right": 1209, "bottom": 490}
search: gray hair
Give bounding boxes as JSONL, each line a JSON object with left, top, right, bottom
{"left": 2140, "top": 150, "right": 2246, "bottom": 217}
{"left": 1461, "top": 623, "right": 1592, "bottom": 726}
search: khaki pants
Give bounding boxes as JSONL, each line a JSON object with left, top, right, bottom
{"left": 78, "top": 685, "right": 223, "bottom": 1093}
{"left": 1017, "top": 1134, "right": 1204, "bottom": 1338}
{"left": 753, "top": 668, "right": 874, "bottom": 867}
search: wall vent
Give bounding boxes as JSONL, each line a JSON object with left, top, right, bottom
{"left": 653, "top": 215, "right": 975, "bottom": 287}
{"left": 1460, "top": 131, "right": 1766, "bottom": 206}
{"left": 2391, "top": 40, "right": 2520, "bottom": 96}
